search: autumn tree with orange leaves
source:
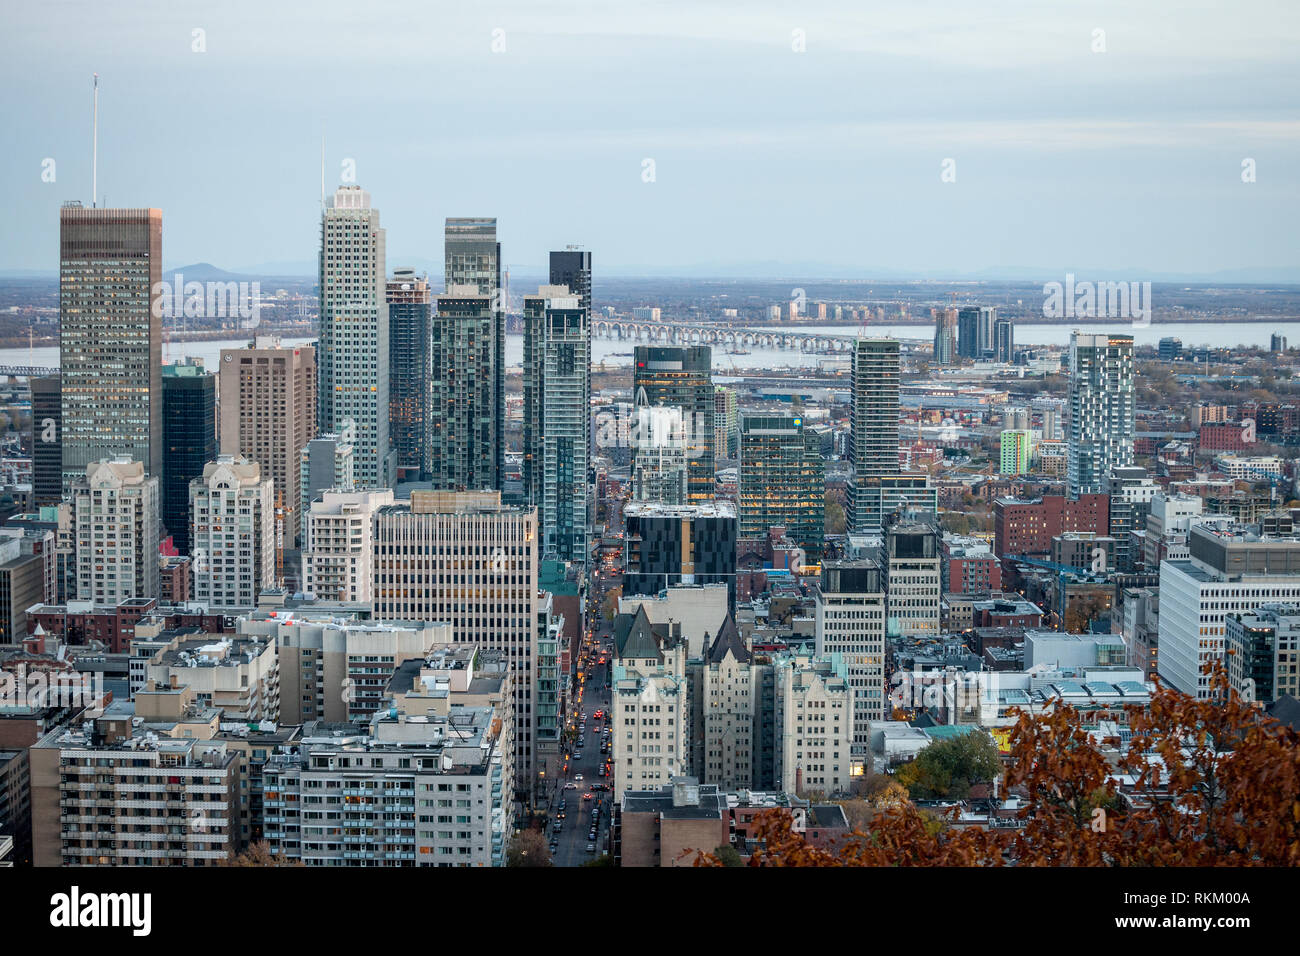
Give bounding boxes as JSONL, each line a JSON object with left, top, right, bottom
{"left": 695, "top": 664, "right": 1300, "bottom": 867}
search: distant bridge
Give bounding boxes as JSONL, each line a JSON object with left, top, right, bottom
{"left": 592, "top": 320, "right": 854, "bottom": 353}
{"left": 0, "top": 366, "right": 57, "bottom": 378}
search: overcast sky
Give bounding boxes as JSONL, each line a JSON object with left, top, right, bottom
{"left": 3, "top": 0, "right": 1298, "bottom": 278}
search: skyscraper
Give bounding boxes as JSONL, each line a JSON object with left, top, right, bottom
{"left": 59, "top": 205, "right": 163, "bottom": 491}
{"left": 957, "top": 306, "right": 995, "bottom": 360}
{"left": 190, "top": 456, "right": 275, "bottom": 609}
{"left": 1067, "top": 332, "right": 1135, "bottom": 496}
{"left": 71, "top": 458, "right": 160, "bottom": 605}
{"left": 932, "top": 308, "right": 957, "bottom": 365}
{"left": 548, "top": 247, "right": 591, "bottom": 314}
{"left": 319, "top": 186, "right": 392, "bottom": 489}
{"left": 632, "top": 346, "right": 715, "bottom": 503}
{"left": 713, "top": 385, "right": 738, "bottom": 460}
{"left": 219, "top": 337, "right": 316, "bottom": 546}
{"left": 1000, "top": 428, "right": 1033, "bottom": 475}
{"left": 386, "top": 269, "right": 432, "bottom": 480}
{"left": 30, "top": 374, "right": 61, "bottom": 509}
{"left": 994, "top": 317, "right": 1015, "bottom": 362}
{"left": 631, "top": 406, "right": 689, "bottom": 505}
{"left": 161, "top": 360, "right": 216, "bottom": 554}
{"left": 850, "top": 338, "right": 910, "bottom": 532}
{"left": 523, "top": 286, "right": 590, "bottom": 562}
{"left": 738, "top": 413, "right": 825, "bottom": 559}
{"left": 432, "top": 289, "right": 500, "bottom": 491}
{"left": 445, "top": 218, "right": 504, "bottom": 488}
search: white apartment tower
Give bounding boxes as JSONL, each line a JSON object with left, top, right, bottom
{"left": 190, "top": 456, "right": 275, "bottom": 609}
{"left": 814, "top": 560, "right": 886, "bottom": 767}
{"left": 302, "top": 489, "right": 394, "bottom": 603}
{"left": 319, "top": 185, "right": 393, "bottom": 488}
{"left": 71, "top": 458, "right": 161, "bottom": 605}
{"left": 1067, "top": 332, "right": 1135, "bottom": 496}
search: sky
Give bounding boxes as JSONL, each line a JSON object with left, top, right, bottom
{"left": 2, "top": 0, "right": 1299, "bottom": 279}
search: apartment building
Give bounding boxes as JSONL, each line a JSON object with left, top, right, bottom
{"left": 611, "top": 606, "right": 690, "bottom": 800}
{"left": 814, "top": 559, "right": 886, "bottom": 768}
{"left": 773, "top": 654, "right": 853, "bottom": 797}
{"left": 302, "top": 489, "right": 394, "bottom": 602}
{"left": 71, "top": 458, "right": 160, "bottom": 606}
{"left": 189, "top": 456, "right": 275, "bottom": 610}
{"left": 142, "top": 631, "right": 279, "bottom": 722}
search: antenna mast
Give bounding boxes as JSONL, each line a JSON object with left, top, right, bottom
{"left": 92, "top": 74, "right": 99, "bottom": 207}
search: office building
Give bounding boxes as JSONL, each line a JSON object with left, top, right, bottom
{"left": 737, "top": 413, "right": 825, "bottom": 560}
{"left": 319, "top": 185, "right": 392, "bottom": 488}
{"left": 302, "top": 489, "right": 393, "bottom": 603}
{"left": 957, "top": 306, "right": 995, "bottom": 360}
{"left": 1271, "top": 333, "right": 1288, "bottom": 353}
{"left": 623, "top": 501, "right": 737, "bottom": 609}
{"left": 1159, "top": 524, "right": 1300, "bottom": 699}
{"left": 432, "top": 289, "right": 500, "bottom": 491}
{"left": 59, "top": 205, "right": 163, "bottom": 490}
{"left": 814, "top": 560, "right": 886, "bottom": 766}
{"left": 30, "top": 374, "right": 61, "bottom": 508}
{"left": 614, "top": 778, "right": 729, "bottom": 868}
{"left": 373, "top": 491, "right": 538, "bottom": 783}
{"left": 161, "top": 360, "right": 216, "bottom": 555}
{"left": 71, "top": 458, "right": 160, "bottom": 605}
{"left": 523, "top": 286, "right": 590, "bottom": 562}
{"left": 850, "top": 339, "right": 908, "bottom": 532}
{"left": 713, "top": 386, "right": 738, "bottom": 461}
{"left": 141, "top": 631, "right": 279, "bottom": 722}
{"left": 885, "top": 517, "right": 941, "bottom": 640}
{"left": 387, "top": 269, "right": 433, "bottom": 480}
{"left": 1067, "top": 332, "right": 1135, "bottom": 496}
{"left": 444, "top": 218, "right": 504, "bottom": 489}
{"left": 189, "top": 456, "right": 274, "bottom": 609}
{"left": 1227, "top": 605, "right": 1300, "bottom": 706}
{"left": 632, "top": 346, "right": 715, "bottom": 503}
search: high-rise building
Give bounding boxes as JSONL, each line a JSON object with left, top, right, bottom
{"left": 372, "top": 491, "right": 538, "bottom": 785}
{"left": 1227, "top": 605, "right": 1300, "bottom": 706}
{"left": 219, "top": 337, "right": 316, "bottom": 546}
{"left": 632, "top": 346, "right": 715, "bottom": 503}
{"left": 957, "top": 306, "right": 995, "bottom": 360}
{"left": 59, "top": 205, "right": 163, "bottom": 491}
{"left": 611, "top": 606, "right": 690, "bottom": 800}
{"left": 161, "top": 360, "right": 217, "bottom": 555}
{"left": 713, "top": 386, "right": 738, "bottom": 460}
{"left": 549, "top": 247, "right": 592, "bottom": 315}
{"left": 814, "top": 559, "right": 886, "bottom": 769}
{"left": 71, "top": 458, "right": 160, "bottom": 605}
{"left": 319, "top": 186, "right": 392, "bottom": 489}
{"left": 623, "top": 501, "right": 737, "bottom": 609}
{"left": 30, "top": 375, "right": 62, "bottom": 508}
{"left": 386, "top": 269, "right": 433, "bottom": 480}
{"left": 523, "top": 286, "right": 590, "bottom": 562}
{"left": 850, "top": 339, "right": 922, "bottom": 532}
{"left": 432, "top": 289, "right": 501, "bottom": 491}
{"left": 737, "top": 413, "right": 825, "bottom": 560}
{"left": 1067, "top": 332, "right": 1135, "bottom": 496}
{"left": 444, "top": 218, "right": 504, "bottom": 489}
{"left": 772, "top": 654, "right": 853, "bottom": 797}
{"left": 1158, "top": 337, "right": 1183, "bottom": 361}
{"left": 299, "top": 433, "right": 354, "bottom": 511}
{"left": 302, "top": 489, "right": 393, "bottom": 602}
{"left": 994, "top": 317, "right": 1015, "bottom": 362}
{"left": 885, "top": 517, "right": 941, "bottom": 640}
{"left": 932, "top": 308, "right": 957, "bottom": 365}
{"left": 631, "top": 406, "right": 689, "bottom": 505}
{"left": 1271, "top": 333, "right": 1288, "bottom": 353}
{"left": 190, "top": 456, "right": 275, "bottom": 609}
{"left": 1000, "top": 429, "right": 1034, "bottom": 475}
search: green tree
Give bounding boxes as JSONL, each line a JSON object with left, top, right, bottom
{"left": 824, "top": 494, "right": 846, "bottom": 534}
{"left": 713, "top": 844, "right": 744, "bottom": 867}
{"left": 896, "top": 731, "right": 1001, "bottom": 801}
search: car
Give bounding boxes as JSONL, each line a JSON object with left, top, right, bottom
{"left": 556, "top": 811, "right": 565, "bottom": 819}
{"left": 565, "top": 782, "right": 577, "bottom": 790}
{"left": 574, "top": 774, "right": 583, "bottom": 782}
{"left": 586, "top": 843, "right": 596, "bottom": 853}
{"left": 575, "top": 751, "right": 584, "bottom": 760}
{"left": 582, "top": 791, "right": 593, "bottom": 800}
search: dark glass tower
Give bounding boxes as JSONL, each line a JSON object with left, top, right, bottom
{"left": 632, "top": 346, "right": 715, "bottom": 503}
{"left": 431, "top": 292, "right": 499, "bottom": 491}
{"left": 30, "top": 374, "right": 62, "bottom": 508}
{"left": 386, "top": 270, "right": 432, "bottom": 480}
{"left": 161, "top": 360, "right": 216, "bottom": 554}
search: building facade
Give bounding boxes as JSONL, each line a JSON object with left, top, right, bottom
{"left": 189, "top": 457, "right": 275, "bottom": 609}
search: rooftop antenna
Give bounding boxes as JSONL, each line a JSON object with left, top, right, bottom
{"left": 92, "top": 73, "right": 99, "bottom": 207}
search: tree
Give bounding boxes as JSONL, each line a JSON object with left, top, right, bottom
{"left": 825, "top": 495, "right": 846, "bottom": 535}
{"left": 692, "top": 663, "right": 1300, "bottom": 867}
{"left": 219, "top": 841, "right": 303, "bottom": 867}
{"left": 896, "top": 732, "right": 1001, "bottom": 800}
{"left": 582, "top": 854, "right": 615, "bottom": 867}
{"left": 506, "top": 829, "right": 553, "bottom": 867}
{"left": 713, "top": 844, "right": 744, "bottom": 867}
{"left": 601, "top": 589, "right": 621, "bottom": 623}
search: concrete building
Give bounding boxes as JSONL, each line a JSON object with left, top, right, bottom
{"left": 631, "top": 405, "right": 689, "bottom": 505}
{"left": 59, "top": 205, "right": 163, "bottom": 491}
{"left": 773, "top": 654, "right": 853, "bottom": 797}
{"left": 814, "top": 560, "right": 886, "bottom": 768}
{"left": 613, "top": 777, "right": 729, "bottom": 867}
{"left": 696, "top": 617, "right": 759, "bottom": 791}
{"left": 299, "top": 433, "right": 355, "bottom": 511}
{"left": 236, "top": 612, "right": 447, "bottom": 726}
{"left": 1159, "top": 524, "right": 1300, "bottom": 699}
{"left": 319, "top": 186, "right": 393, "bottom": 488}
{"left": 372, "top": 491, "right": 538, "bottom": 785}
{"left": 885, "top": 518, "right": 942, "bottom": 639}
{"left": 71, "top": 458, "right": 160, "bottom": 606}
{"left": 142, "top": 631, "right": 279, "bottom": 721}
{"left": 302, "top": 489, "right": 393, "bottom": 603}
{"left": 189, "top": 457, "right": 275, "bottom": 610}
{"left": 618, "top": 583, "right": 729, "bottom": 659}
{"left": 30, "top": 692, "right": 239, "bottom": 866}
{"left": 611, "top": 606, "right": 690, "bottom": 800}
{"left": 1000, "top": 429, "right": 1033, "bottom": 475}
{"left": 713, "top": 385, "right": 738, "bottom": 460}
{"left": 849, "top": 338, "right": 901, "bottom": 532}
{"left": 218, "top": 337, "right": 316, "bottom": 545}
